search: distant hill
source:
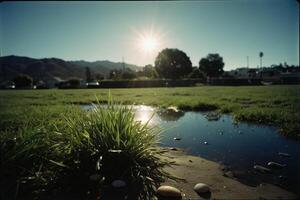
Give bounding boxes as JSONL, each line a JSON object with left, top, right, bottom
{"left": 0, "top": 55, "right": 142, "bottom": 81}
{"left": 69, "top": 60, "right": 141, "bottom": 76}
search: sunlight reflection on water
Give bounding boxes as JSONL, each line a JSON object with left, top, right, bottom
{"left": 81, "top": 104, "right": 300, "bottom": 193}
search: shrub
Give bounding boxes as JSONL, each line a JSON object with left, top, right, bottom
{"left": 0, "top": 96, "right": 171, "bottom": 199}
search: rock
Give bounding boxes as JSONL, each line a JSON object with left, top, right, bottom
{"left": 89, "top": 174, "right": 102, "bottom": 181}
{"left": 224, "top": 171, "right": 234, "bottom": 178}
{"left": 204, "top": 141, "right": 208, "bottom": 145}
{"left": 111, "top": 179, "right": 126, "bottom": 188}
{"left": 278, "top": 152, "right": 290, "bottom": 157}
{"left": 254, "top": 165, "right": 271, "bottom": 173}
{"left": 189, "top": 159, "right": 193, "bottom": 163}
{"left": 279, "top": 175, "right": 287, "bottom": 180}
{"left": 108, "top": 149, "right": 122, "bottom": 153}
{"left": 167, "top": 106, "right": 180, "bottom": 113}
{"left": 157, "top": 185, "right": 182, "bottom": 198}
{"left": 205, "top": 112, "right": 220, "bottom": 121}
{"left": 174, "top": 137, "right": 181, "bottom": 141}
{"left": 267, "top": 162, "right": 286, "bottom": 168}
{"left": 193, "top": 183, "right": 210, "bottom": 194}
{"left": 170, "top": 147, "right": 178, "bottom": 151}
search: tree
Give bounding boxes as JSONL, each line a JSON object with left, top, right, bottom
{"left": 13, "top": 74, "right": 33, "bottom": 88}
{"left": 199, "top": 54, "right": 224, "bottom": 77}
{"left": 85, "top": 67, "right": 93, "bottom": 82}
{"left": 143, "top": 64, "right": 158, "bottom": 78}
{"left": 155, "top": 48, "right": 192, "bottom": 79}
{"left": 121, "top": 69, "right": 136, "bottom": 80}
{"left": 68, "top": 78, "right": 80, "bottom": 88}
{"left": 259, "top": 52, "right": 264, "bottom": 68}
{"left": 188, "top": 67, "right": 205, "bottom": 79}
{"left": 95, "top": 73, "right": 105, "bottom": 81}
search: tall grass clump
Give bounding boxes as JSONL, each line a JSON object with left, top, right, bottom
{"left": 1, "top": 96, "right": 171, "bottom": 199}
{"left": 52, "top": 97, "right": 170, "bottom": 199}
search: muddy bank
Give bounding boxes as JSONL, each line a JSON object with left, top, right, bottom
{"left": 159, "top": 147, "right": 297, "bottom": 200}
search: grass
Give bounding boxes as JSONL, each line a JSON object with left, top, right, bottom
{"left": 0, "top": 85, "right": 299, "bottom": 137}
{"left": 0, "top": 85, "right": 299, "bottom": 199}
{"left": 0, "top": 97, "right": 172, "bottom": 199}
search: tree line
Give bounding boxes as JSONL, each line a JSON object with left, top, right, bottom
{"left": 103, "top": 48, "right": 224, "bottom": 81}
{"left": 7, "top": 48, "right": 299, "bottom": 88}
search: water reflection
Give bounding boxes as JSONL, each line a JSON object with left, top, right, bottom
{"left": 81, "top": 104, "right": 300, "bottom": 194}
{"left": 157, "top": 108, "right": 185, "bottom": 122}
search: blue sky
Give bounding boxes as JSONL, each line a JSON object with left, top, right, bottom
{"left": 0, "top": 1, "right": 298, "bottom": 70}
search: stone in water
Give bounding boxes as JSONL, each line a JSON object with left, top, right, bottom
{"left": 267, "top": 162, "right": 286, "bottom": 168}
{"left": 254, "top": 165, "right": 271, "bottom": 173}
{"left": 278, "top": 152, "right": 290, "bottom": 157}
{"left": 111, "top": 180, "right": 126, "bottom": 188}
{"left": 157, "top": 185, "right": 182, "bottom": 198}
{"left": 193, "top": 183, "right": 210, "bottom": 193}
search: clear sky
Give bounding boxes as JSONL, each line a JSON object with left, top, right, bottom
{"left": 0, "top": 1, "right": 299, "bottom": 70}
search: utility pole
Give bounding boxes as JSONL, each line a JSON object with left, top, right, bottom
{"left": 247, "top": 56, "right": 249, "bottom": 68}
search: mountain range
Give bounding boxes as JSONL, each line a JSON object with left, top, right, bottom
{"left": 0, "top": 55, "right": 142, "bottom": 81}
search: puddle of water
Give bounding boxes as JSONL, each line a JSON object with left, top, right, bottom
{"left": 82, "top": 104, "right": 300, "bottom": 194}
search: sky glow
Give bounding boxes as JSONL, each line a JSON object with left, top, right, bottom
{"left": 0, "top": 1, "right": 298, "bottom": 70}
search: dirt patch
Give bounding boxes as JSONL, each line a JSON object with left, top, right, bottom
{"left": 160, "top": 147, "right": 297, "bottom": 200}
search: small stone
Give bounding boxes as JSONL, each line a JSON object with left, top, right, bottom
{"left": 278, "top": 175, "right": 287, "bottom": 180}
{"left": 254, "top": 165, "right": 271, "bottom": 173}
{"left": 157, "top": 185, "right": 182, "bottom": 198}
{"left": 170, "top": 147, "right": 178, "bottom": 151}
{"left": 278, "top": 152, "right": 290, "bottom": 157}
{"left": 174, "top": 137, "right": 181, "bottom": 141}
{"left": 224, "top": 171, "right": 234, "bottom": 178}
{"left": 204, "top": 141, "right": 208, "bottom": 145}
{"left": 89, "top": 174, "right": 102, "bottom": 181}
{"left": 189, "top": 159, "right": 193, "bottom": 163}
{"left": 267, "top": 162, "right": 286, "bottom": 168}
{"left": 108, "top": 149, "right": 122, "bottom": 153}
{"left": 111, "top": 180, "right": 126, "bottom": 188}
{"left": 194, "top": 183, "right": 210, "bottom": 194}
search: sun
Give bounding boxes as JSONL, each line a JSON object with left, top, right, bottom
{"left": 133, "top": 29, "right": 162, "bottom": 54}
{"left": 141, "top": 36, "right": 158, "bottom": 52}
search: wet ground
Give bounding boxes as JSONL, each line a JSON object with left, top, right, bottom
{"left": 82, "top": 104, "right": 300, "bottom": 194}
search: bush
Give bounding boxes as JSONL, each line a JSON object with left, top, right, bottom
{"left": 0, "top": 96, "right": 171, "bottom": 199}
{"left": 13, "top": 74, "right": 33, "bottom": 88}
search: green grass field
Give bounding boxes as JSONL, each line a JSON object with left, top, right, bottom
{"left": 1, "top": 85, "right": 300, "bottom": 137}
{"left": 0, "top": 85, "right": 299, "bottom": 199}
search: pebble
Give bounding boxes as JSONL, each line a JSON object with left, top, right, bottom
{"left": 157, "top": 185, "right": 182, "bottom": 198}
{"left": 170, "top": 147, "right": 178, "bottom": 151}
{"left": 193, "top": 183, "right": 210, "bottom": 193}
{"left": 204, "top": 141, "right": 208, "bottom": 145}
{"left": 108, "top": 149, "right": 122, "bottom": 153}
{"left": 111, "top": 180, "right": 126, "bottom": 188}
{"left": 267, "top": 162, "right": 286, "bottom": 168}
{"left": 254, "top": 165, "right": 271, "bottom": 173}
{"left": 278, "top": 152, "right": 290, "bottom": 157}
{"left": 89, "top": 174, "right": 102, "bottom": 181}
{"left": 174, "top": 137, "right": 181, "bottom": 141}
{"left": 279, "top": 175, "right": 287, "bottom": 180}
{"left": 224, "top": 171, "right": 234, "bottom": 178}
